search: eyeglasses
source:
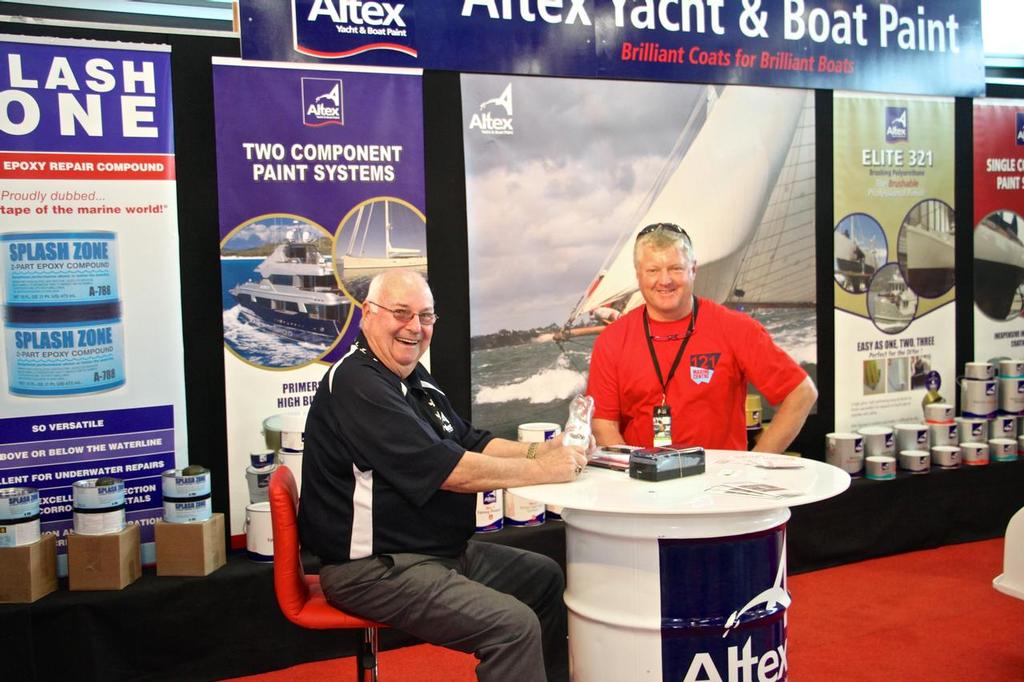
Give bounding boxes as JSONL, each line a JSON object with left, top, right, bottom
{"left": 367, "top": 301, "right": 439, "bottom": 326}
{"left": 636, "top": 223, "right": 691, "bottom": 243}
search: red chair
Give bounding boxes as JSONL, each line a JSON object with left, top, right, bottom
{"left": 269, "top": 465, "right": 386, "bottom": 681}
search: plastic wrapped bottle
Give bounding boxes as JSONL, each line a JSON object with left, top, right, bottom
{"left": 563, "top": 394, "right": 594, "bottom": 448}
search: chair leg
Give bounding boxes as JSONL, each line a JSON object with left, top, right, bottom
{"left": 357, "top": 626, "right": 379, "bottom": 682}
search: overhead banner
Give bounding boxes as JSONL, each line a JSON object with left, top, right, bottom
{"left": 212, "top": 58, "right": 426, "bottom": 541}
{"left": 0, "top": 35, "right": 187, "bottom": 567}
{"left": 240, "top": 0, "right": 984, "bottom": 97}
{"left": 833, "top": 92, "right": 955, "bottom": 432}
{"left": 462, "top": 74, "right": 816, "bottom": 438}
{"left": 972, "top": 100, "right": 1024, "bottom": 363}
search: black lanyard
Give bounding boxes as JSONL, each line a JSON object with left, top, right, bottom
{"left": 643, "top": 297, "right": 699, "bottom": 404}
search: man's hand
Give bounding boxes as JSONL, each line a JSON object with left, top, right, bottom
{"left": 535, "top": 444, "right": 588, "bottom": 483}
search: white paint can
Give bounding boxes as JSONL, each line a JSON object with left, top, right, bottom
{"left": 509, "top": 422, "right": 561, "bottom": 526}
{"left": 244, "top": 501, "right": 274, "bottom": 562}
{"left": 927, "top": 422, "right": 958, "bottom": 448}
{"left": 989, "top": 414, "right": 1018, "bottom": 440}
{"left": 898, "top": 449, "right": 930, "bottom": 473}
{"left": 864, "top": 456, "right": 896, "bottom": 481}
{"left": 989, "top": 438, "right": 1018, "bottom": 463}
{"left": 964, "top": 361, "right": 996, "bottom": 380}
{"left": 858, "top": 426, "right": 894, "bottom": 457}
{"left": 262, "top": 412, "right": 306, "bottom": 452}
{"left": 999, "top": 378, "right": 1024, "bottom": 415}
{"left": 956, "top": 417, "right": 988, "bottom": 444}
{"left": 72, "top": 477, "right": 126, "bottom": 535}
{"left": 998, "top": 359, "right": 1024, "bottom": 378}
{"left": 930, "top": 445, "right": 961, "bottom": 469}
{"left": 959, "top": 442, "right": 989, "bottom": 466}
{"left": 923, "top": 402, "right": 954, "bottom": 423}
{"left": 894, "top": 423, "right": 929, "bottom": 452}
{"left": 825, "top": 432, "right": 863, "bottom": 476}
{"left": 960, "top": 379, "right": 997, "bottom": 418}
{"left": 161, "top": 466, "right": 213, "bottom": 523}
{"left": 475, "top": 489, "right": 504, "bottom": 533}
{"left": 0, "top": 487, "right": 41, "bottom": 547}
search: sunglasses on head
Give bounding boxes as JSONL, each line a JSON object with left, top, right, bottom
{"left": 636, "top": 223, "right": 691, "bottom": 243}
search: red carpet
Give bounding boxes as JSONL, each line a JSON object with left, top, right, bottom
{"left": 227, "top": 538, "right": 1023, "bottom": 681}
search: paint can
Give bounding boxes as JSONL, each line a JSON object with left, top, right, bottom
{"left": 894, "top": 423, "right": 929, "bottom": 452}
{"left": 0, "top": 487, "right": 41, "bottom": 547}
{"left": 745, "top": 394, "right": 762, "bottom": 429}
{"left": 898, "top": 450, "right": 930, "bottom": 473}
{"left": 858, "top": 426, "right": 895, "bottom": 457}
{"left": 824, "top": 432, "right": 863, "bottom": 476}
{"left": 923, "top": 402, "right": 954, "bottom": 424}
{"left": 72, "top": 477, "right": 126, "bottom": 535}
{"left": 864, "top": 456, "right": 896, "bottom": 481}
{"left": 246, "top": 450, "right": 277, "bottom": 504}
{"left": 989, "top": 414, "right": 1018, "bottom": 440}
{"left": 278, "top": 448, "right": 304, "bottom": 495}
{"left": 930, "top": 445, "right": 961, "bottom": 469}
{"left": 507, "top": 422, "right": 561, "bottom": 527}
{"left": 161, "top": 466, "right": 212, "bottom": 523}
{"left": 262, "top": 413, "right": 306, "bottom": 452}
{"left": 956, "top": 417, "right": 988, "bottom": 444}
{"left": 964, "top": 361, "right": 995, "bottom": 380}
{"left": 959, "top": 442, "right": 989, "bottom": 466}
{"left": 999, "top": 377, "right": 1024, "bottom": 416}
{"left": 4, "top": 309, "right": 125, "bottom": 396}
{"left": 989, "top": 438, "right": 1018, "bottom": 463}
{"left": 960, "top": 378, "right": 997, "bottom": 418}
{"left": 998, "top": 359, "right": 1024, "bottom": 378}
{"left": 475, "top": 489, "right": 504, "bottom": 533}
{"left": 244, "top": 501, "right": 274, "bottom": 562}
{"left": 927, "top": 422, "right": 958, "bottom": 448}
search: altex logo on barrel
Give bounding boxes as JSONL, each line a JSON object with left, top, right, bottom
{"left": 680, "top": 546, "right": 790, "bottom": 682}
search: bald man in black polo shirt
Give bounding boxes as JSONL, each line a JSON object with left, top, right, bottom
{"left": 299, "top": 270, "right": 587, "bottom": 682}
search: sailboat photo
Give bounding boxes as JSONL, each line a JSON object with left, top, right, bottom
{"left": 339, "top": 197, "right": 426, "bottom": 271}
{"left": 974, "top": 210, "right": 1024, "bottom": 320}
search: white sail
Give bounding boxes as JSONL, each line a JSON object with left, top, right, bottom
{"left": 569, "top": 86, "right": 808, "bottom": 323}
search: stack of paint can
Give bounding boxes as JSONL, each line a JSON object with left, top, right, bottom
{"left": 262, "top": 412, "right": 305, "bottom": 494}
{"left": 245, "top": 450, "right": 277, "bottom": 504}
{"left": 893, "top": 423, "right": 930, "bottom": 474}
{"left": 924, "top": 403, "right": 960, "bottom": 469}
{"left": 997, "top": 360, "right": 1024, "bottom": 463}
{"left": 72, "top": 477, "right": 126, "bottom": 535}
{"left": 161, "top": 465, "right": 212, "bottom": 523}
{"left": 0, "top": 487, "right": 41, "bottom": 547}
{"left": 858, "top": 426, "right": 895, "bottom": 480}
{"left": 2, "top": 231, "right": 125, "bottom": 396}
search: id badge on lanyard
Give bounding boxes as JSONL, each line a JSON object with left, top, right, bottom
{"left": 653, "top": 403, "right": 672, "bottom": 447}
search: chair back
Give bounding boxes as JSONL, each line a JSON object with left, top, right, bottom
{"left": 268, "top": 465, "right": 310, "bottom": 619}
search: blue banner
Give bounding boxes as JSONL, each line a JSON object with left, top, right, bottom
{"left": 240, "top": 0, "right": 984, "bottom": 96}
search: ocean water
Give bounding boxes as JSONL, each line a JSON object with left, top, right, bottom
{"left": 220, "top": 258, "right": 336, "bottom": 368}
{"left": 471, "top": 307, "right": 817, "bottom": 440}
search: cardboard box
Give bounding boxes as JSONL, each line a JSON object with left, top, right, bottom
{"left": 68, "top": 523, "right": 141, "bottom": 591}
{"left": 155, "top": 513, "right": 226, "bottom": 577}
{"left": 0, "top": 532, "right": 58, "bottom": 603}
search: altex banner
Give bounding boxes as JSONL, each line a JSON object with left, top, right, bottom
{"left": 972, "top": 100, "right": 1024, "bottom": 362}
{"left": 0, "top": 35, "right": 187, "bottom": 568}
{"left": 833, "top": 92, "right": 955, "bottom": 431}
{"left": 212, "top": 58, "right": 425, "bottom": 541}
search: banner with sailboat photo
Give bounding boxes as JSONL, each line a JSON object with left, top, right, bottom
{"left": 462, "top": 75, "right": 816, "bottom": 440}
{"left": 212, "top": 59, "right": 426, "bottom": 541}
{"left": 832, "top": 93, "right": 955, "bottom": 432}
{"left": 972, "top": 100, "right": 1024, "bottom": 362}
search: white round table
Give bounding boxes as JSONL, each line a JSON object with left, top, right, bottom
{"left": 509, "top": 450, "right": 850, "bottom": 682}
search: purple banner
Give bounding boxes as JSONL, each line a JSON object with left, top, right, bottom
{"left": 213, "top": 59, "right": 426, "bottom": 540}
{"left": 240, "top": 0, "right": 984, "bottom": 97}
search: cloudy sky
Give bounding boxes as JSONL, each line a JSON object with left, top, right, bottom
{"left": 461, "top": 74, "right": 704, "bottom": 336}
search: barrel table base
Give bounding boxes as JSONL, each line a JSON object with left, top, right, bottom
{"left": 563, "top": 508, "right": 791, "bottom": 682}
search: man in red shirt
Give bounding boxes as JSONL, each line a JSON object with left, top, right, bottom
{"left": 587, "top": 223, "right": 817, "bottom": 452}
